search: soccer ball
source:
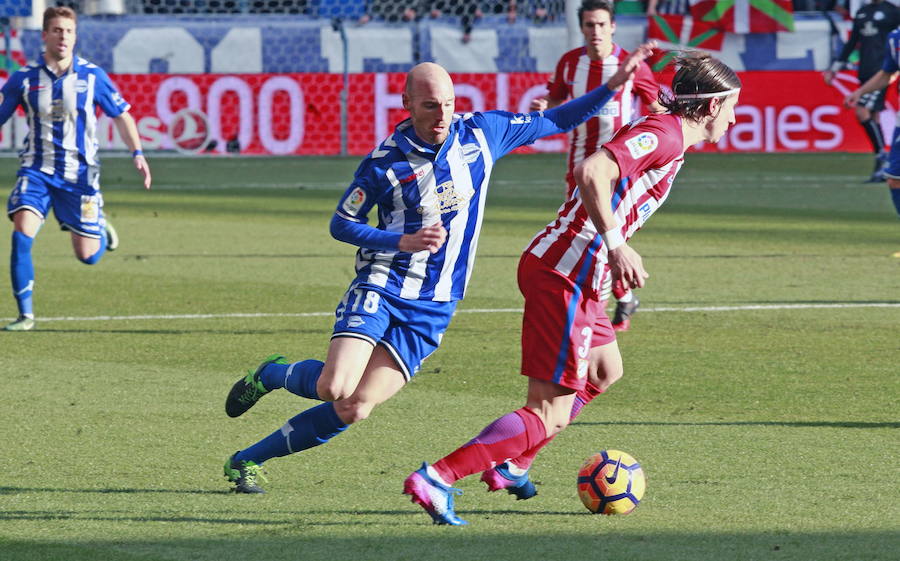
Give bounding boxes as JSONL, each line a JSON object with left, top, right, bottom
{"left": 577, "top": 449, "right": 645, "bottom": 515}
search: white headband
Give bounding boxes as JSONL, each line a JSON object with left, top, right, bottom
{"left": 676, "top": 88, "right": 741, "bottom": 100}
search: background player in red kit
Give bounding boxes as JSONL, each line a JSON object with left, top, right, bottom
{"left": 404, "top": 52, "right": 742, "bottom": 526}
{"left": 531, "top": 0, "right": 664, "bottom": 332}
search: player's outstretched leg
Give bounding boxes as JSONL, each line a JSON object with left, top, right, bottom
{"left": 480, "top": 462, "right": 536, "bottom": 500}
{"left": 225, "top": 354, "right": 288, "bottom": 417}
{"left": 403, "top": 462, "right": 467, "bottom": 526}
{"left": 223, "top": 452, "right": 267, "bottom": 494}
{"left": 225, "top": 355, "right": 325, "bottom": 417}
{"left": 6, "top": 231, "right": 36, "bottom": 332}
{"left": 223, "top": 402, "right": 348, "bottom": 493}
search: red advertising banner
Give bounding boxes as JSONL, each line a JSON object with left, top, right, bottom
{"left": 0, "top": 71, "right": 886, "bottom": 155}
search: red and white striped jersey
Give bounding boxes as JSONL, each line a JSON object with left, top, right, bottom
{"left": 545, "top": 45, "right": 660, "bottom": 196}
{"left": 524, "top": 113, "right": 685, "bottom": 299}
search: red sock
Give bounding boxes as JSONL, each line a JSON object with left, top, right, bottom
{"left": 508, "top": 382, "right": 605, "bottom": 471}
{"left": 433, "top": 408, "right": 546, "bottom": 484}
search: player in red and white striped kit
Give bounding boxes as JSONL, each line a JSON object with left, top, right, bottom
{"left": 531, "top": 0, "right": 664, "bottom": 332}
{"left": 405, "top": 52, "right": 741, "bottom": 525}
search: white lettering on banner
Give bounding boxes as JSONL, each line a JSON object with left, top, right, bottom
{"left": 211, "top": 28, "right": 263, "bottom": 74}
{"left": 454, "top": 84, "right": 485, "bottom": 114}
{"left": 727, "top": 105, "right": 842, "bottom": 152}
{"left": 374, "top": 73, "right": 404, "bottom": 147}
{"left": 142, "top": 75, "right": 305, "bottom": 152}
{"left": 207, "top": 77, "right": 254, "bottom": 154}
{"left": 258, "top": 77, "right": 304, "bottom": 154}
{"left": 156, "top": 77, "right": 203, "bottom": 150}
{"left": 113, "top": 28, "right": 204, "bottom": 73}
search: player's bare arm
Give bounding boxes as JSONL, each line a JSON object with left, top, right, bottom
{"left": 113, "top": 112, "right": 152, "bottom": 190}
{"left": 530, "top": 96, "right": 565, "bottom": 112}
{"left": 845, "top": 70, "right": 894, "bottom": 107}
{"left": 399, "top": 223, "right": 447, "bottom": 254}
{"left": 574, "top": 149, "right": 649, "bottom": 289}
{"left": 605, "top": 41, "right": 657, "bottom": 92}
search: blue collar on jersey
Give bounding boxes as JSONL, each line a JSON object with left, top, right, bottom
{"left": 393, "top": 117, "right": 461, "bottom": 159}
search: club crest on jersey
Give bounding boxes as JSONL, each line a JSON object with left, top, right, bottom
{"left": 625, "top": 132, "right": 658, "bottom": 159}
{"left": 459, "top": 143, "right": 481, "bottom": 164}
{"left": 435, "top": 180, "right": 472, "bottom": 213}
{"left": 342, "top": 186, "right": 367, "bottom": 216}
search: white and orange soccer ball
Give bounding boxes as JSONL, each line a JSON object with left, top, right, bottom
{"left": 577, "top": 449, "right": 645, "bottom": 515}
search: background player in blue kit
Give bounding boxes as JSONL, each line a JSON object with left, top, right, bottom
{"left": 0, "top": 6, "right": 151, "bottom": 332}
{"left": 845, "top": 26, "right": 900, "bottom": 222}
{"left": 221, "top": 44, "right": 657, "bottom": 494}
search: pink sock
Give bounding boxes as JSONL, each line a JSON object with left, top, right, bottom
{"left": 508, "top": 383, "right": 604, "bottom": 471}
{"left": 433, "top": 408, "right": 546, "bottom": 484}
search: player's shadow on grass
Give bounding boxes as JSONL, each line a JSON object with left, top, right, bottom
{"left": 571, "top": 420, "right": 900, "bottom": 429}
{"left": 0, "top": 486, "right": 228, "bottom": 496}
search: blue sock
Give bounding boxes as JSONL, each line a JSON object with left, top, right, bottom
{"left": 78, "top": 232, "right": 107, "bottom": 265}
{"left": 891, "top": 188, "right": 900, "bottom": 218}
{"left": 235, "top": 403, "right": 348, "bottom": 465}
{"left": 260, "top": 359, "right": 323, "bottom": 400}
{"left": 10, "top": 231, "right": 35, "bottom": 317}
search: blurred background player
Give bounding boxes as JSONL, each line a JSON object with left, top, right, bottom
{"left": 221, "top": 48, "right": 656, "bottom": 495}
{"left": 530, "top": 0, "right": 664, "bottom": 331}
{"left": 845, "top": 24, "right": 900, "bottom": 228}
{"left": 824, "top": 0, "right": 899, "bottom": 183}
{"left": 0, "top": 6, "right": 151, "bottom": 332}
{"left": 404, "top": 52, "right": 741, "bottom": 526}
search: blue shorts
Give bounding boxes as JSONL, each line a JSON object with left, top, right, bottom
{"left": 887, "top": 127, "right": 900, "bottom": 179}
{"left": 332, "top": 282, "right": 456, "bottom": 382}
{"left": 7, "top": 169, "right": 106, "bottom": 238}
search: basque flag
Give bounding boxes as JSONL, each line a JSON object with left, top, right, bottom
{"left": 689, "top": 0, "right": 795, "bottom": 34}
{"left": 647, "top": 14, "right": 724, "bottom": 72}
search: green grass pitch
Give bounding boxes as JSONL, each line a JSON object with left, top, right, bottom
{"left": 0, "top": 152, "right": 897, "bottom": 561}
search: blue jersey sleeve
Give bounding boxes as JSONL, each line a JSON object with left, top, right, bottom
{"left": 93, "top": 66, "right": 130, "bottom": 118}
{"left": 331, "top": 156, "right": 404, "bottom": 249}
{"left": 475, "top": 85, "right": 614, "bottom": 158}
{"left": 0, "top": 70, "right": 26, "bottom": 126}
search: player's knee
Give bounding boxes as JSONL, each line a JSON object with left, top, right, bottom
{"left": 76, "top": 249, "right": 103, "bottom": 265}
{"left": 316, "top": 374, "right": 355, "bottom": 402}
{"left": 333, "top": 397, "right": 375, "bottom": 425}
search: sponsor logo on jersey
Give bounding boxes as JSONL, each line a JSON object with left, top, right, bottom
{"left": 596, "top": 101, "right": 620, "bottom": 117}
{"left": 80, "top": 195, "right": 100, "bottom": 223}
{"left": 342, "top": 186, "right": 367, "bottom": 216}
{"left": 75, "top": 79, "right": 89, "bottom": 93}
{"left": 50, "top": 99, "right": 66, "bottom": 121}
{"left": 399, "top": 167, "right": 429, "bottom": 184}
{"left": 625, "top": 132, "right": 658, "bottom": 159}
{"left": 435, "top": 180, "right": 473, "bottom": 213}
{"left": 459, "top": 143, "right": 481, "bottom": 164}
{"left": 347, "top": 315, "right": 365, "bottom": 328}
{"left": 509, "top": 114, "right": 533, "bottom": 125}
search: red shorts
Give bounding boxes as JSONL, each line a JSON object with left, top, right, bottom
{"left": 518, "top": 252, "right": 616, "bottom": 390}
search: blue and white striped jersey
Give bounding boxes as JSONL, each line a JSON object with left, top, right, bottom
{"left": 883, "top": 29, "right": 900, "bottom": 76}
{"left": 0, "top": 54, "right": 130, "bottom": 189}
{"left": 335, "top": 110, "right": 561, "bottom": 302}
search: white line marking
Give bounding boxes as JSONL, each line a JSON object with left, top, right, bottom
{"left": 4, "top": 302, "right": 898, "bottom": 324}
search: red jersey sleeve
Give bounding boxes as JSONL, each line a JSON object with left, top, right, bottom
{"left": 632, "top": 61, "right": 661, "bottom": 107}
{"left": 602, "top": 115, "right": 684, "bottom": 178}
{"left": 546, "top": 49, "right": 576, "bottom": 101}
